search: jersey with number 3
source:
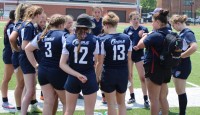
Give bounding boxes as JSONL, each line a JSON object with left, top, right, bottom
{"left": 63, "top": 34, "right": 99, "bottom": 74}
{"left": 100, "top": 33, "right": 132, "bottom": 68}
{"left": 31, "top": 30, "right": 67, "bottom": 68}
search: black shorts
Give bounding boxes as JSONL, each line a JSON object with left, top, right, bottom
{"left": 100, "top": 67, "right": 128, "bottom": 93}
{"left": 19, "top": 53, "right": 35, "bottom": 74}
{"left": 12, "top": 51, "right": 20, "bottom": 69}
{"left": 143, "top": 62, "right": 171, "bottom": 85}
{"left": 38, "top": 66, "right": 68, "bottom": 90}
{"left": 172, "top": 59, "right": 191, "bottom": 80}
{"left": 64, "top": 70, "right": 98, "bottom": 95}
{"left": 131, "top": 50, "right": 144, "bottom": 63}
{"left": 3, "top": 48, "right": 13, "bottom": 64}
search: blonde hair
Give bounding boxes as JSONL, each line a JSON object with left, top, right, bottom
{"left": 39, "top": 14, "right": 65, "bottom": 41}
{"left": 15, "top": 3, "right": 31, "bottom": 22}
{"left": 170, "top": 14, "right": 187, "bottom": 24}
{"left": 65, "top": 15, "right": 73, "bottom": 22}
{"left": 23, "top": 5, "right": 43, "bottom": 21}
{"left": 129, "top": 11, "right": 140, "bottom": 20}
{"left": 102, "top": 12, "right": 119, "bottom": 27}
{"left": 92, "top": 6, "right": 103, "bottom": 12}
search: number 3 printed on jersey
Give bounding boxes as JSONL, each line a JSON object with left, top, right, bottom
{"left": 74, "top": 46, "right": 88, "bottom": 64}
{"left": 45, "top": 42, "right": 52, "bottom": 57}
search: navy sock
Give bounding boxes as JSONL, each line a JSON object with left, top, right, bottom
{"left": 130, "top": 93, "right": 135, "bottom": 99}
{"left": 30, "top": 99, "right": 38, "bottom": 105}
{"left": 102, "top": 93, "right": 105, "bottom": 98}
{"left": 17, "top": 107, "right": 21, "bottom": 110}
{"left": 144, "top": 95, "right": 148, "bottom": 101}
{"left": 178, "top": 93, "right": 187, "bottom": 115}
{"left": 41, "top": 91, "right": 43, "bottom": 96}
{"left": 2, "top": 97, "right": 8, "bottom": 102}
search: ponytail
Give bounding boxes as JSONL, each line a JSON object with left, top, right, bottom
{"left": 38, "top": 24, "right": 51, "bottom": 42}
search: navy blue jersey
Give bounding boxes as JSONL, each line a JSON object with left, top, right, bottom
{"left": 63, "top": 33, "right": 99, "bottom": 73}
{"left": 34, "top": 24, "right": 43, "bottom": 34}
{"left": 172, "top": 28, "right": 196, "bottom": 79}
{"left": 31, "top": 30, "right": 67, "bottom": 68}
{"left": 123, "top": 26, "right": 148, "bottom": 47}
{"left": 100, "top": 33, "right": 132, "bottom": 68}
{"left": 4, "top": 22, "right": 15, "bottom": 48}
{"left": 92, "top": 17, "right": 102, "bottom": 36}
{"left": 166, "top": 22, "right": 172, "bottom": 31}
{"left": 13, "top": 19, "right": 23, "bottom": 33}
{"left": 12, "top": 20, "right": 23, "bottom": 46}
{"left": 18, "top": 21, "right": 37, "bottom": 47}
{"left": 179, "top": 28, "right": 196, "bottom": 52}
{"left": 143, "top": 27, "right": 170, "bottom": 64}
{"left": 63, "top": 28, "right": 70, "bottom": 34}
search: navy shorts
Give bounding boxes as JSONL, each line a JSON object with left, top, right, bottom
{"left": 19, "top": 53, "right": 35, "bottom": 74}
{"left": 38, "top": 66, "right": 68, "bottom": 90}
{"left": 100, "top": 67, "right": 128, "bottom": 93}
{"left": 172, "top": 58, "right": 191, "bottom": 80}
{"left": 64, "top": 70, "right": 99, "bottom": 95}
{"left": 3, "top": 47, "right": 13, "bottom": 64}
{"left": 143, "top": 62, "right": 171, "bottom": 85}
{"left": 12, "top": 51, "right": 20, "bottom": 69}
{"left": 131, "top": 50, "right": 144, "bottom": 63}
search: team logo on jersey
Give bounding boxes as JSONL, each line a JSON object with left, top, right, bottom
{"left": 128, "top": 31, "right": 133, "bottom": 36}
{"left": 111, "top": 39, "right": 125, "bottom": 45}
{"left": 72, "top": 39, "right": 89, "bottom": 46}
{"left": 175, "top": 71, "right": 181, "bottom": 77}
{"left": 42, "top": 37, "right": 55, "bottom": 42}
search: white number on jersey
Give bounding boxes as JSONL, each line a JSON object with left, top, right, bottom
{"left": 74, "top": 47, "right": 88, "bottom": 64}
{"left": 45, "top": 42, "right": 52, "bottom": 57}
{"left": 113, "top": 45, "right": 125, "bottom": 60}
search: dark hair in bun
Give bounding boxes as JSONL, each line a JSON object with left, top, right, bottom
{"left": 153, "top": 9, "right": 169, "bottom": 24}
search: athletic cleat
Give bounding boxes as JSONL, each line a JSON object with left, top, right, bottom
{"left": 78, "top": 94, "right": 84, "bottom": 99}
{"left": 144, "top": 100, "right": 150, "bottom": 108}
{"left": 127, "top": 98, "right": 135, "bottom": 104}
{"left": 102, "top": 97, "right": 107, "bottom": 104}
{"left": 2, "top": 102, "right": 15, "bottom": 109}
{"left": 30, "top": 103, "right": 42, "bottom": 113}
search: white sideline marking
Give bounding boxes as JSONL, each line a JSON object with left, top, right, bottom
{"left": 186, "top": 81, "right": 200, "bottom": 87}
{"left": 1, "top": 88, "right": 200, "bottom": 114}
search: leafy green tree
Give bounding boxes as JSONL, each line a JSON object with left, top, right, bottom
{"left": 141, "top": 0, "right": 156, "bottom": 13}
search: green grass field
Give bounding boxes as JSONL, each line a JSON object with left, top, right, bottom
{"left": 0, "top": 22, "right": 199, "bottom": 114}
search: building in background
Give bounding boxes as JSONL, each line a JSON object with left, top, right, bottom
{"left": 0, "top": 0, "right": 139, "bottom": 22}
{"left": 157, "top": 0, "right": 200, "bottom": 18}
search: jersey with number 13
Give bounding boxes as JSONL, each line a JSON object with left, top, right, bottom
{"left": 100, "top": 33, "right": 132, "bottom": 68}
